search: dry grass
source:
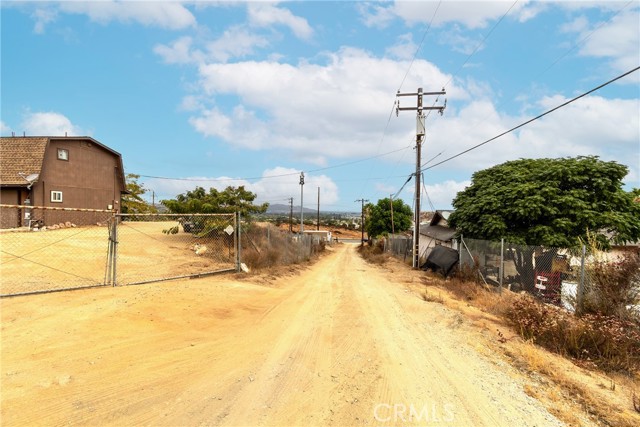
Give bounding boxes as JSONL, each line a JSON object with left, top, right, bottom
{"left": 358, "top": 240, "right": 392, "bottom": 265}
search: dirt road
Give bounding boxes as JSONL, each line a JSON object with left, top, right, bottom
{"left": 1, "top": 244, "right": 562, "bottom": 426}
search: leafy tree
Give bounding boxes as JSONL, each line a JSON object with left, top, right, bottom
{"left": 121, "top": 173, "right": 157, "bottom": 214}
{"left": 162, "top": 185, "right": 268, "bottom": 218}
{"left": 449, "top": 156, "right": 640, "bottom": 289}
{"left": 365, "top": 197, "right": 413, "bottom": 238}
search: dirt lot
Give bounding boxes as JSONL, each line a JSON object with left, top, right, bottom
{"left": 0, "top": 221, "right": 235, "bottom": 295}
{"left": 0, "top": 243, "right": 571, "bottom": 426}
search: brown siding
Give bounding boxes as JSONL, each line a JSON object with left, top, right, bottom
{"left": 40, "top": 139, "right": 123, "bottom": 211}
{"left": 0, "top": 188, "right": 20, "bottom": 228}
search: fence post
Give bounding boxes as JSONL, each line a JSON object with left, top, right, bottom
{"left": 499, "top": 238, "right": 504, "bottom": 293}
{"left": 112, "top": 214, "right": 119, "bottom": 286}
{"left": 576, "top": 244, "right": 586, "bottom": 315}
{"left": 235, "top": 212, "right": 241, "bottom": 271}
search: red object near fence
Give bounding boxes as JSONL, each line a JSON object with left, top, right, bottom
{"left": 534, "top": 271, "right": 562, "bottom": 305}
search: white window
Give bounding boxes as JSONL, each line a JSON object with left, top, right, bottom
{"left": 57, "top": 148, "right": 69, "bottom": 161}
{"left": 51, "top": 191, "right": 63, "bottom": 203}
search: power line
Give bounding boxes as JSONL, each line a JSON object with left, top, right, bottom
{"left": 397, "top": 0, "right": 443, "bottom": 91}
{"left": 136, "top": 144, "right": 413, "bottom": 183}
{"left": 425, "top": 65, "right": 640, "bottom": 171}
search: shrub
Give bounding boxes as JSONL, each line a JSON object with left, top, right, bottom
{"left": 505, "top": 294, "right": 640, "bottom": 373}
{"left": 582, "top": 251, "right": 640, "bottom": 322}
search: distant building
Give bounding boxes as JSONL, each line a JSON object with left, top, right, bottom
{"left": 0, "top": 136, "right": 126, "bottom": 228}
{"left": 419, "top": 210, "right": 457, "bottom": 262}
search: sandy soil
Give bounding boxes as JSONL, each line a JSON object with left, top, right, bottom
{"left": 1, "top": 244, "right": 563, "bottom": 426}
{"left": 0, "top": 221, "right": 235, "bottom": 295}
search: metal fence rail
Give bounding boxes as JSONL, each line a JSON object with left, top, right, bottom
{"left": 0, "top": 205, "right": 114, "bottom": 296}
{"left": 114, "top": 213, "right": 238, "bottom": 286}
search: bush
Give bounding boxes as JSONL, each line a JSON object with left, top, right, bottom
{"left": 582, "top": 251, "right": 640, "bottom": 322}
{"left": 506, "top": 294, "right": 640, "bottom": 373}
{"left": 359, "top": 239, "right": 389, "bottom": 265}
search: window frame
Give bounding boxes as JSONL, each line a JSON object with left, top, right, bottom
{"left": 50, "top": 191, "right": 63, "bottom": 203}
{"left": 57, "top": 148, "right": 69, "bottom": 161}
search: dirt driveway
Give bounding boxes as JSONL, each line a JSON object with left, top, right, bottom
{"left": 1, "top": 244, "right": 562, "bottom": 426}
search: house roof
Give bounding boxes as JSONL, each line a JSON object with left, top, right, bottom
{"left": 419, "top": 224, "right": 456, "bottom": 242}
{"left": 429, "top": 210, "right": 454, "bottom": 226}
{"left": 0, "top": 137, "right": 48, "bottom": 186}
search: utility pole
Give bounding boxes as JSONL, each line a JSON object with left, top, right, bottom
{"left": 299, "top": 172, "right": 305, "bottom": 233}
{"left": 152, "top": 191, "right": 155, "bottom": 208}
{"left": 396, "top": 87, "right": 446, "bottom": 268}
{"left": 288, "top": 197, "right": 294, "bottom": 233}
{"left": 355, "top": 198, "right": 369, "bottom": 244}
{"left": 317, "top": 187, "right": 320, "bottom": 231}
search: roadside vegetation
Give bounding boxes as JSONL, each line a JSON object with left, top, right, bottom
{"left": 405, "top": 251, "right": 640, "bottom": 426}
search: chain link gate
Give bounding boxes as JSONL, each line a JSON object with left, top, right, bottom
{"left": 0, "top": 204, "right": 115, "bottom": 296}
{"left": 109, "top": 213, "right": 239, "bottom": 286}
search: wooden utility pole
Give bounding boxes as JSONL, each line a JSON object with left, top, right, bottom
{"left": 317, "top": 187, "right": 320, "bottom": 231}
{"left": 288, "top": 197, "right": 294, "bottom": 232}
{"left": 355, "top": 198, "right": 369, "bottom": 244}
{"left": 390, "top": 195, "right": 395, "bottom": 235}
{"left": 299, "top": 172, "right": 305, "bottom": 233}
{"left": 396, "top": 87, "right": 446, "bottom": 268}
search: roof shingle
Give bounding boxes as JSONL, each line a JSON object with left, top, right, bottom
{"left": 0, "top": 137, "right": 48, "bottom": 186}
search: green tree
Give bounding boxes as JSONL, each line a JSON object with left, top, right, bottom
{"left": 121, "top": 173, "right": 157, "bottom": 214}
{"left": 162, "top": 185, "right": 268, "bottom": 218}
{"left": 365, "top": 198, "right": 413, "bottom": 238}
{"left": 449, "top": 156, "right": 640, "bottom": 289}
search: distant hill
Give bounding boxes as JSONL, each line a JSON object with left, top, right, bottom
{"left": 267, "top": 203, "right": 316, "bottom": 214}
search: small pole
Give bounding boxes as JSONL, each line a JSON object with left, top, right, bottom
{"left": 236, "top": 212, "right": 242, "bottom": 271}
{"left": 390, "top": 195, "right": 395, "bottom": 235}
{"left": 355, "top": 199, "right": 368, "bottom": 244}
{"left": 577, "top": 244, "right": 586, "bottom": 315}
{"left": 299, "top": 172, "right": 305, "bottom": 234}
{"left": 317, "top": 186, "right": 320, "bottom": 231}
{"left": 499, "top": 238, "right": 504, "bottom": 293}
{"left": 288, "top": 197, "right": 293, "bottom": 233}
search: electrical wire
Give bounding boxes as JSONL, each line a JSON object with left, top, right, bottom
{"left": 425, "top": 65, "right": 640, "bottom": 171}
{"left": 137, "top": 144, "right": 413, "bottom": 183}
{"left": 397, "top": 0, "right": 443, "bottom": 91}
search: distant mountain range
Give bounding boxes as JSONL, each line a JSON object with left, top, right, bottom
{"left": 266, "top": 204, "right": 316, "bottom": 214}
{"left": 265, "top": 204, "right": 358, "bottom": 216}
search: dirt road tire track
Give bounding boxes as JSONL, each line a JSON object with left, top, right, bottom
{"left": 1, "top": 244, "right": 562, "bottom": 426}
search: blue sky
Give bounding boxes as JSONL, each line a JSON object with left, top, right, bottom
{"left": 2, "top": 1, "right": 639, "bottom": 212}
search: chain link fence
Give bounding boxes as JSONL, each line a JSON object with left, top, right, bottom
{"left": 0, "top": 205, "right": 115, "bottom": 296}
{"left": 0, "top": 207, "right": 240, "bottom": 296}
{"left": 115, "top": 213, "right": 238, "bottom": 286}
{"left": 458, "top": 236, "right": 640, "bottom": 315}
{"left": 241, "top": 222, "right": 322, "bottom": 268}
{"left": 381, "top": 231, "right": 638, "bottom": 315}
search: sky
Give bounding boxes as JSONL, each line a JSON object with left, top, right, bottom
{"left": 2, "top": 0, "right": 639, "bottom": 213}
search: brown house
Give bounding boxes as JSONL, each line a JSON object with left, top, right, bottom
{"left": 0, "top": 136, "right": 126, "bottom": 228}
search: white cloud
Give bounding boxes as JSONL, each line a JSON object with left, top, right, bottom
{"left": 205, "top": 26, "right": 270, "bottom": 62}
{"left": 58, "top": 1, "right": 196, "bottom": 30}
{"left": 360, "top": 1, "right": 538, "bottom": 30}
{"left": 424, "top": 180, "right": 472, "bottom": 210}
{"left": 0, "top": 121, "right": 12, "bottom": 135}
{"left": 31, "top": 6, "right": 58, "bottom": 34}
{"left": 385, "top": 33, "right": 418, "bottom": 60}
{"left": 154, "top": 36, "right": 201, "bottom": 65}
{"left": 20, "top": 112, "right": 84, "bottom": 136}
{"left": 575, "top": 9, "right": 640, "bottom": 75}
{"left": 26, "top": 0, "right": 196, "bottom": 33}
{"left": 246, "top": 2, "right": 313, "bottom": 40}
{"left": 143, "top": 167, "right": 339, "bottom": 206}
{"left": 425, "top": 95, "right": 640, "bottom": 185}
{"left": 190, "top": 48, "right": 459, "bottom": 163}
